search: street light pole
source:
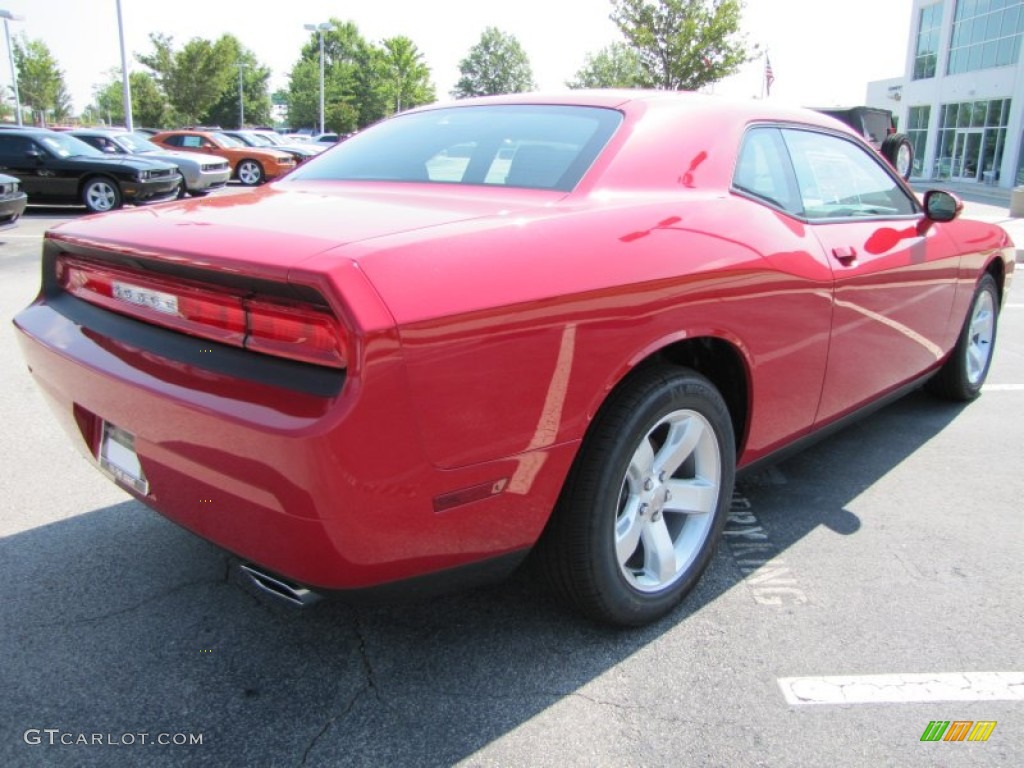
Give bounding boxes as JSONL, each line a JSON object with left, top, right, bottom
{"left": 115, "top": 0, "right": 132, "bottom": 131}
{"left": 303, "top": 22, "right": 334, "bottom": 134}
{"left": 0, "top": 9, "right": 24, "bottom": 127}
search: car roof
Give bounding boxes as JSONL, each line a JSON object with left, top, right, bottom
{"left": 406, "top": 90, "right": 849, "bottom": 133}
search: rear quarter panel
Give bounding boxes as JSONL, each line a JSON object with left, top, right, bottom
{"left": 319, "top": 191, "right": 835, "bottom": 470}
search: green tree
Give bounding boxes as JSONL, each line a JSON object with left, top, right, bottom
{"left": 451, "top": 27, "right": 536, "bottom": 98}
{"left": 287, "top": 20, "right": 413, "bottom": 132}
{"left": 381, "top": 36, "right": 435, "bottom": 113}
{"left": 567, "top": 43, "right": 644, "bottom": 89}
{"left": 12, "top": 36, "right": 71, "bottom": 124}
{"left": 93, "top": 70, "right": 169, "bottom": 127}
{"left": 202, "top": 36, "right": 272, "bottom": 128}
{"left": 137, "top": 33, "right": 235, "bottom": 125}
{"left": 611, "top": 0, "right": 754, "bottom": 90}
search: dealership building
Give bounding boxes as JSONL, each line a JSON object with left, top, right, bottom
{"left": 867, "top": 0, "right": 1024, "bottom": 187}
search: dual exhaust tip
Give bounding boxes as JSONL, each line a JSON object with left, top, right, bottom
{"left": 238, "top": 563, "right": 322, "bottom": 607}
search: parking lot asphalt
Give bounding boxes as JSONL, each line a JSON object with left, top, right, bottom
{"left": 1, "top": 191, "right": 1022, "bottom": 767}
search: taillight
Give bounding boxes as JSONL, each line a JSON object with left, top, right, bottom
{"left": 57, "top": 256, "right": 346, "bottom": 369}
{"left": 246, "top": 299, "right": 345, "bottom": 367}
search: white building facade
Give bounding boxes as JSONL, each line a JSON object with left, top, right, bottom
{"left": 873, "top": 0, "right": 1024, "bottom": 187}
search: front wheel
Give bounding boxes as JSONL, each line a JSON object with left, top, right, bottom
{"left": 82, "top": 177, "right": 122, "bottom": 213}
{"left": 927, "top": 273, "right": 999, "bottom": 400}
{"left": 537, "top": 365, "right": 736, "bottom": 626}
{"left": 236, "top": 159, "right": 264, "bottom": 186}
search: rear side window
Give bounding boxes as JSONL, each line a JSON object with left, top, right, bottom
{"left": 288, "top": 105, "right": 622, "bottom": 192}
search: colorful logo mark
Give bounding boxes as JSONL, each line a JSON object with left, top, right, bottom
{"left": 920, "top": 721, "right": 997, "bottom": 742}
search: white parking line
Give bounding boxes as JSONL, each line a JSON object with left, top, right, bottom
{"left": 778, "top": 671, "right": 1024, "bottom": 706}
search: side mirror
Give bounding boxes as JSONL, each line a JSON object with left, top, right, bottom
{"left": 25, "top": 149, "right": 42, "bottom": 161}
{"left": 923, "top": 189, "right": 963, "bottom": 223}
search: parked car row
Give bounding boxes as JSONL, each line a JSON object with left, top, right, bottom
{"left": 148, "top": 130, "right": 297, "bottom": 186}
{"left": 0, "top": 127, "right": 182, "bottom": 213}
{"left": 68, "top": 129, "right": 231, "bottom": 198}
{"left": 0, "top": 122, "right": 325, "bottom": 213}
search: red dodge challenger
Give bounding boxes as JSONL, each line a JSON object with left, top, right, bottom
{"left": 14, "top": 92, "right": 1014, "bottom": 626}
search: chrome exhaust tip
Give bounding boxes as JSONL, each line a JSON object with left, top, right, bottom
{"left": 238, "top": 564, "right": 322, "bottom": 607}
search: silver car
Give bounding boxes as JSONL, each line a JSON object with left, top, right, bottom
{"left": 69, "top": 129, "right": 231, "bottom": 197}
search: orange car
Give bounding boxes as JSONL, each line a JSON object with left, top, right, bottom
{"left": 149, "top": 130, "right": 296, "bottom": 186}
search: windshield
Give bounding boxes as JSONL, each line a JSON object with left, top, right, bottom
{"left": 287, "top": 105, "right": 622, "bottom": 192}
{"left": 117, "top": 133, "right": 162, "bottom": 153}
{"left": 240, "top": 132, "right": 272, "bottom": 146}
{"left": 259, "top": 133, "right": 284, "bottom": 145}
{"left": 213, "top": 132, "right": 244, "bottom": 148}
{"left": 39, "top": 133, "right": 103, "bottom": 159}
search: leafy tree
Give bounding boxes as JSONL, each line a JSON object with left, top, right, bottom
{"left": 451, "top": 27, "right": 536, "bottom": 98}
{"left": 93, "top": 70, "right": 169, "bottom": 127}
{"left": 202, "top": 36, "right": 272, "bottom": 128}
{"left": 567, "top": 43, "right": 644, "bottom": 89}
{"left": 610, "top": 0, "right": 754, "bottom": 90}
{"left": 381, "top": 36, "right": 435, "bottom": 113}
{"left": 52, "top": 80, "right": 74, "bottom": 123}
{"left": 137, "top": 33, "right": 235, "bottom": 125}
{"left": 12, "top": 36, "right": 71, "bottom": 124}
{"left": 287, "top": 21, "right": 365, "bottom": 132}
{"left": 287, "top": 21, "right": 428, "bottom": 132}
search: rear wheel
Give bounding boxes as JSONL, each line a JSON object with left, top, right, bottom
{"left": 881, "top": 133, "right": 914, "bottom": 180}
{"left": 537, "top": 365, "right": 735, "bottom": 626}
{"left": 928, "top": 274, "right": 999, "bottom": 400}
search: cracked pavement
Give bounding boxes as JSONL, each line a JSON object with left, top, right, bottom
{"left": 2, "top": 206, "right": 1023, "bottom": 767}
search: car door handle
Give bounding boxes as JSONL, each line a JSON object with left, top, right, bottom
{"left": 831, "top": 246, "right": 857, "bottom": 265}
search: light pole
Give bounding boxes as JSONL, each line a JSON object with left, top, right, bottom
{"left": 303, "top": 22, "right": 333, "bottom": 134}
{"left": 0, "top": 9, "right": 24, "bottom": 127}
{"left": 115, "top": 0, "right": 132, "bottom": 130}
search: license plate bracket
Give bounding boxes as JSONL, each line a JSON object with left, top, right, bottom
{"left": 98, "top": 421, "right": 149, "bottom": 495}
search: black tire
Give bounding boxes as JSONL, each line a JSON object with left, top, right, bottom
{"left": 236, "top": 159, "right": 264, "bottom": 186}
{"left": 881, "top": 133, "right": 913, "bottom": 180}
{"left": 81, "top": 177, "right": 122, "bottom": 213}
{"left": 536, "top": 365, "right": 736, "bottom": 627}
{"left": 927, "top": 273, "right": 999, "bottom": 401}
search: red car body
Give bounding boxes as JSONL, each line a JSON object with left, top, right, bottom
{"left": 14, "top": 92, "right": 1014, "bottom": 621}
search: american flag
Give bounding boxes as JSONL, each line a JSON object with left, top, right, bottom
{"left": 764, "top": 53, "right": 775, "bottom": 96}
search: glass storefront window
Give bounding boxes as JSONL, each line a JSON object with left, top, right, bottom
{"left": 947, "top": 0, "right": 1024, "bottom": 74}
{"left": 935, "top": 98, "right": 1011, "bottom": 182}
{"left": 914, "top": 4, "right": 943, "bottom": 78}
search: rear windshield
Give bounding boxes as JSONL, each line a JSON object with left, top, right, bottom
{"left": 286, "top": 105, "right": 622, "bottom": 192}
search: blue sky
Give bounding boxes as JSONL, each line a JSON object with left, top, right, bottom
{"left": 1, "top": 0, "right": 912, "bottom": 113}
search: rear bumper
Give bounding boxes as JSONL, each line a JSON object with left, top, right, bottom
{"left": 13, "top": 294, "right": 572, "bottom": 591}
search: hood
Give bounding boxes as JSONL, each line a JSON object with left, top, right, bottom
{"left": 45, "top": 180, "right": 561, "bottom": 272}
{"left": 138, "top": 149, "right": 228, "bottom": 168}
{"left": 78, "top": 154, "right": 178, "bottom": 172}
